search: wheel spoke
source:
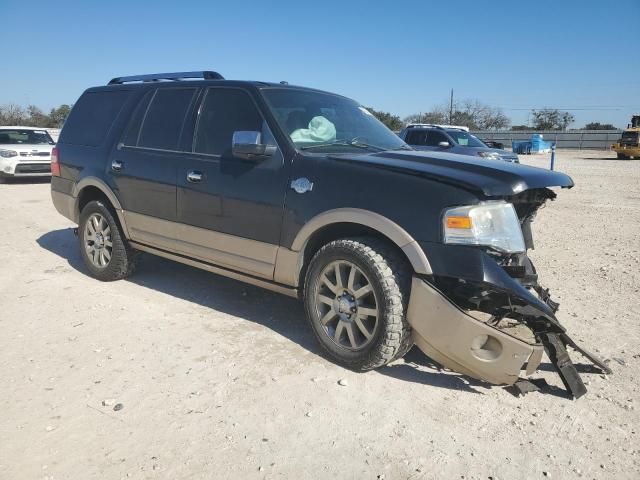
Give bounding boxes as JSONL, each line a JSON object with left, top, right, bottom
{"left": 92, "top": 216, "right": 101, "bottom": 233}
{"left": 354, "top": 284, "right": 372, "bottom": 299}
{"left": 334, "top": 321, "right": 345, "bottom": 343}
{"left": 103, "top": 225, "right": 111, "bottom": 237}
{"left": 347, "top": 265, "right": 356, "bottom": 291}
{"left": 358, "top": 307, "right": 378, "bottom": 318}
{"left": 322, "top": 274, "right": 338, "bottom": 294}
{"left": 104, "top": 239, "right": 113, "bottom": 248}
{"left": 87, "top": 222, "right": 96, "bottom": 236}
{"left": 102, "top": 249, "right": 112, "bottom": 262}
{"left": 317, "top": 294, "right": 334, "bottom": 306}
{"left": 334, "top": 263, "right": 344, "bottom": 289}
{"left": 345, "top": 323, "right": 357, "bottom": 348}
{"left": 320, "top": 309, "right": 337, "bottom": 325}
{"left": 355, "top": 316, "right": 373, "bottom": 339}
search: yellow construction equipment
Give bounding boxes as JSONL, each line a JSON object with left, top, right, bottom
{"left": 612, "top": 115, "right": 640, "bottom": 159}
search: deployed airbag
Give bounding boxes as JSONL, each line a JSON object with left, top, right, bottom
{"left": 290, "top": 116, "right": 336, "bottom": 143}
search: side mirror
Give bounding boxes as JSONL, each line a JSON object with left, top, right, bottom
{"left": 232, "top": 131, "right": 276, "bottom": 160}
{"left": 438, "top": 141, "right": 451, "bottom": 148}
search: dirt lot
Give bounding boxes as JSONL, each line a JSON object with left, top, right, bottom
{"left": 1, "top": 149, "right": 639, "bottom": 479}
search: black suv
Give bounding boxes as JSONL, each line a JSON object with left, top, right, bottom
{"left": 399, "top": 124, "right": 519, "bottom": 163}
{"left": 50, "top": 71, "right": 607, "bottom": 398}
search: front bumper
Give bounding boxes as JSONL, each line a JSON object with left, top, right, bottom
{"left": 408, "top": 243, "right": 610, "bottom": 398}
{"left": 408, "top": 277, "right": 543, "bottom": 385}
{"left": 0, "top": 157, "right": 51, "bottom": 177}
{"left": 612, "top": 144, "right": 640, "bottom": 156}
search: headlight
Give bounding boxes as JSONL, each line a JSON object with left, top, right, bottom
{"left": 443, "top": 201, "right": 525, "bottom": 253}
{"left": 0, "top": 149, "right": 18, "bottom": 158}
{"left": 477, "top": 151, "right": 501, "bottom": 159}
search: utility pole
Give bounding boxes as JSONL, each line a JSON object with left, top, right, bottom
{"left": 449, "top": 89, "right": 454, "bottom": 124}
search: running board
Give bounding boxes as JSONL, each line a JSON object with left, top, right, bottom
{"left": 129, "top": 241, "right": 299, "bottom": 299}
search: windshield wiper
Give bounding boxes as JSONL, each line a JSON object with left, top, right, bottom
{"left": 300, "top": 138, "right": 387, "bottom": 152}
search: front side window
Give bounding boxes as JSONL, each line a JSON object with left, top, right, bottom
{"left": 405, "top": 130, "right": 428, "bottom": 145}
{"left": 194, "top": 88, "right": 265, "bottom": 156}
{"left": 0, "top": 129, "right": 54, "bottom": 145}
{"left": 426, "top": 131, "right": 450, "bottom": 146}
{"left": 262, "top": 88, "right": 406, "bottom": 153}
{"left": 138, "top": 88, "right": 197, "bottom": 150}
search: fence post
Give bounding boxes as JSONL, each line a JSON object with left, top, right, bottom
{"left": 550, "top": 143, "right": 556, "bottom": 170}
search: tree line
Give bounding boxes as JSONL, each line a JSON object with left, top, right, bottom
{"left": 0, "top": 104, "right": 72, "bottom": 128}
{"left": 367, "top": 100, "right": 618, "bottom": 132}
{"left": 1, "top": 101, "right": 618, "bottom": 133}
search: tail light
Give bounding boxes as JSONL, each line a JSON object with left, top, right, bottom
{"left": 51, "top": 147, "right": 61, "bottom": 176}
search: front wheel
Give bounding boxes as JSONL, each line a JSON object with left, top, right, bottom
{"left": 78, "top": 200, "right": 138, "bottom": 281}
{"left": 304, "top": 237, "right": 412, "bottom": 371}
{"left": 617, "top": 153, "right": 628, "bottom": 160}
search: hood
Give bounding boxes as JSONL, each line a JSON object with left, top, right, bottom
{"left": 330, "top": 150, "right": 573, "bottom": 197}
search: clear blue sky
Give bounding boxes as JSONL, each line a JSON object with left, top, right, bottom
{"left": 1, "top": 0, "right": 638, "bottom": 128}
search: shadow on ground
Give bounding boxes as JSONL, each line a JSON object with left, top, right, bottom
{"left": 37, "top": 228, "right": 542, "bottom": 395}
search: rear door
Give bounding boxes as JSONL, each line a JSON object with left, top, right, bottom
{"left": 109, "top": 87, "right": 198, "bottom": 251}
{"left": 175, "top": 87, "right": 289, "bottom": 279}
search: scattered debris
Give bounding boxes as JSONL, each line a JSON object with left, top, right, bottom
{"left": 113, "top": 403, "right": 124, "bottom": 412}
{"left": 338, "top": 378, "right": 348, "bottom": 387}
{"left": 102, "top": 399, "right": 115, "bottom": 407}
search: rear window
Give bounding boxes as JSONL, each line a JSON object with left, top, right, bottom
{"left": 0, "top": 129, "right": 54, "bottom": 145}
{"left": 137, "top": 88, "right": 196, "bottom": 150}
{"left": 60, "top": 90, "right": 129, "bottom": 146}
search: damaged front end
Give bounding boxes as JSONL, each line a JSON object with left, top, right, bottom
{"left": 409, "top": 188, "right": 610, "bottom": 398}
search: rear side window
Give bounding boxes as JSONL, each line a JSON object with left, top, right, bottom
{"left": 427, "top": 131, "right": 450, "bottom": 146}
{"left": 121, "top": 90, "right": 153, "bottom": 147}
{"left": 194, "top": 88, "right": 264, "bottom": 156}
{"left": 138, "top": 88, "right": 196, "bottom": 150}
{"left": 405, "top": 130, "right": 428, "bottom": 145}
{"left": 60, "top": 90, "right": 129, "bottom": 146}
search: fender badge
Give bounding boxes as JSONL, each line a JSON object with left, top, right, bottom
{"left": 291, "top": 177, "right": 314, "bottom": 194}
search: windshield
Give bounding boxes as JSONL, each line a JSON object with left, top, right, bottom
{"left": 445, "top": 130, "right": 486, "bottom": 148}
{"left": 622, "top": 131, "right": 639, "bottom": 142}
{"left": 0, "top": 129, "right": 54, "bottom": 145}
{"left": 262, "top": 88, "right": 407, "bottom": 153}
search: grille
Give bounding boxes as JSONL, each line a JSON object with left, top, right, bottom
{"left": 15, "top": 163, "right": 51, "bottom": 174}
{"left": 19, "top": 151, "right": 50, "bottom": 157}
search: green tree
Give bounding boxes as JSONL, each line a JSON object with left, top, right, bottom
{"left": 365, "top": 107, "right": 404, "bottom": 131}
{"left": 531, "top": 109, "right": 575, "bottom": 131}
{"left": 48, "top": 104, "right": 72, "bottom": 128}
{"left": 511, "top": 125, "right": 530, "bottom": 131}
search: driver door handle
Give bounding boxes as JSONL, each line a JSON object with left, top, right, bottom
{"left": 187, "top": 171, "right": 203, "bottom": 183}
{"left": 111, "top": 160, "right": 124, "bottom": 172}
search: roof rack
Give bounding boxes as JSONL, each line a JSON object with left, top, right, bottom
{"left": 108, "top": 71, "right": 224, "bottom": 85}
{"left": 406, "top": 123, "right": 469, "bottom": 132}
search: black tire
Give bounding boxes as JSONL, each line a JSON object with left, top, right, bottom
{"left": 78, "top": 200, "right": 138, "bottom": 281}
{"left": 617, "top": 153, "right": 627, "bottom": 160}
{"left": 304, "top": 237, "right": 412, "bottom": 371}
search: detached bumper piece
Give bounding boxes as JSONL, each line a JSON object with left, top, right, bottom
{"left": 407, "top": 277, "right": 611, "bottom": 399}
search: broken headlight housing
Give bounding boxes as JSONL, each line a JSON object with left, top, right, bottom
{"left": 443, "top": 201, "right": 525, "bottom": 253}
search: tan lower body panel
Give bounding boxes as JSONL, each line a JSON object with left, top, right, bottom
{"left": 123, "top": 211, "right": 278, "bottom": 279}
{"left": 407, "top": 277, "right": 543, "bottom": 385}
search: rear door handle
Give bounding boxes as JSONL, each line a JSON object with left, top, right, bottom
{"left": 111, "top": 160, "right": 124, "bottom": 172}
{"left": 187, "top": 171, "right": 203, "bottom": 183}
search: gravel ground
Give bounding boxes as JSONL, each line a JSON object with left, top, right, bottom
{"left": 0, "top": 149, "right": 638, "bottom": 479}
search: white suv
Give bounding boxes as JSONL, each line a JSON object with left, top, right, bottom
{"left": 0, "top": 126, "right": 55, "bottom": 181}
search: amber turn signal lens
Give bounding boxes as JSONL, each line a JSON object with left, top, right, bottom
{"left": 446, "top": 216, "right": 472, "bottom": 229}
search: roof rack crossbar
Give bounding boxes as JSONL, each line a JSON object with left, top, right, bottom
{"left": 108, "top": 71, "right": 224, "bottom": 85}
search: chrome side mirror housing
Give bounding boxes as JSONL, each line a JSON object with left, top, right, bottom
{"left": 232, "top": 131, "right": 276, "bottom": 160}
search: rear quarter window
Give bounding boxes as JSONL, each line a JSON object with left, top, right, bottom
{"left": 59, "top": 90, "right": 129, "bottom": 146}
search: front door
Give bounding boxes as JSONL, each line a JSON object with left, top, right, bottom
{"left": 109, "top": 87, "right": 198, "bottom": 251}
{"left": 176, "top": 87, "right": 289, "bottom": 279}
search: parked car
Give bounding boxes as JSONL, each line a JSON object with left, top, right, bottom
{"left": 399, "top": 124, "right": 519, "bottom": 163}
{"left": 50, "top": 71, "right": 608, "bottom": 398}
{"left": 0, "top": 126, "right": 55, "bottom": 181}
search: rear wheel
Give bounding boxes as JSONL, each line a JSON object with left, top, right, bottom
{"left": 617, "top": 153, "right": 628, "bottom": 159}
{"left": 304, "top": 237, "right": 412, "bottom": 371}
{"left": 79, "top": 200, "right": 138, "bottom": 281}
